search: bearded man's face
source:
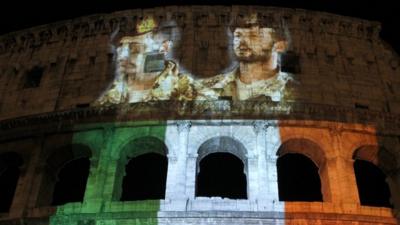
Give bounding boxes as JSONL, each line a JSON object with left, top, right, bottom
{"left": 233, "top": 26, "right": 275, "bottom": 62}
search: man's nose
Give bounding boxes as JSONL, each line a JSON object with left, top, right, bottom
{"left": 238, "top": 39, "right": 249, "bottom": 48}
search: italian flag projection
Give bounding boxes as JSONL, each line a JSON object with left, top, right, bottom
{"left": 47, "top": 118, "right": 392, "bottom": 225}
{"left": 49, "top": 119, "right": 287, "bottom": 225}
{"left": 50, "top": 121, "right": 169, "bottom": 225}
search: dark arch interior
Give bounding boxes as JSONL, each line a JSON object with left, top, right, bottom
{"left": 121, "top": 153, "right": 168, "bottom": 201}
{"left": 51, "top": 157, "right": 90, "bottom": 206}
{"left": 0, "top": 152, "right": 23, "bottom": 212}
{"left": 277, "top": 153, "right": 323, "bottom": 202}
{"left": 196, "top": 152, "right": 247, "bottom": 199}
{"left": 354, "top": 159, "right": 392, "bottom": 208}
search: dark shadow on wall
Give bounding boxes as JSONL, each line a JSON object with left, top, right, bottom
{"left": 51, "top": 157, "right": 90, "bottom": 206}
{"left": 36, "top": 143, "right": 93, "bottom": 207}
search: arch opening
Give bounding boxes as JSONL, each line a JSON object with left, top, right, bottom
{"left": 51, "top": 157, "right": 91, "bottom": 206}
{"left": 0, "top": 152, "right": 23, "bottom": 213}
{"left": 196, "top": 152, "right": 247, "bottom": 199}
{"left": 120, "top": 153, "right": 168, "bottom": 201}
{"left": 197, "top": 136, "right": 247, "bottom": 163}
{"left": 277, "top": 153, "right": 323, "bottom": 202}
{"left": 120, "top": 136, "right": 168, "bottom": 159}
{"left": 37, "top": 144, "right": 93, "bottom": 207}
{"left": 354, "top": 159, "right": 392, "bottom": 208}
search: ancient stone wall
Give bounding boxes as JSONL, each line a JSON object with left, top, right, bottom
{"left": 0, "top": 120, "right": 399, "bottom": 224}
{"left": 0, "top": 6, "right": 399, "bottom": 120}
{"left": 0, "top": 5, "right": 400, "bottom": 225}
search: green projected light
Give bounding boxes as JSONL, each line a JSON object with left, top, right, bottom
{"left": 50, "top": 121, "right": 167, "bottom": 225}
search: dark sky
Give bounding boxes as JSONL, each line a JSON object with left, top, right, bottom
{"left": 0, "top": 0, "right": 399, "bottom": 53}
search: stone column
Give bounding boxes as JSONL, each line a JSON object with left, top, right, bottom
{"left": 9, "top": 139, "right": 43, "bottom": 217}
{"left": 265, "top": 154, "right": 279, "bottom": 204}
{"left": 323, "top": 127, "right": 360, "bottom": 204}
{"left": 31, "top": 163, "right": 58, "bottom": 207}
{"left": 321, "top": 157, "right": 360, "bottom": 204}
{"left": 246, "top": 154, "right": 259, "bottom": 201}
{"left": 180, "top": 122, "right": 198, "bottom": 200}
{"left": 165, "top": 155, "right": 179, "bottom": 200}
{"left": 252, "top": 121, "right": 267, "bottom": 201}
{"left": 252, "top": 121, "right": 282, "bottom": 211}
{"left": 164, "top": 121, "right": 191, "bottom": 210}
{"left": 82, "top": 156, "right": 100, "bottom": 201}
{"left": 82, "top": 127, "right": 117, "bottom": 213}
{"left": 265, "top": 122, "right": 280, "bottom": 204}
{"left": 252, "top": 121, "right": 280, "bottom": 203}
{"left": 8, "top": 165, "right": 29, "bottom": 218}
{"left": 101, "top": 157, "right": 121, "bottom": 202}
{"left": 185, "top": 152, "right": 198, "bottom": 199}
{"left": 386, "top": 170, "right": 400, "bottom": 220}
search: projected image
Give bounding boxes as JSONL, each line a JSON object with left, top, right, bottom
{"left": 96, "top": 29, "right": 195, "bottom": 104}
{"left": 197, "top": 23, "right": 292, "bottom": 101}
{"left": 95, "top": 14, "right": 294, "bottom": 105}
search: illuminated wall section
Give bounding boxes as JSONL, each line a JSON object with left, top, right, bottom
{"left": 0, "top": 6, "right": 396, "bottom": 225}
{"left": 50, "top": 120, "right": 286, "bottom": 225}
{"left": 45, "top": 10, "right": 398, "bottom": 225}
{"left": 48, "top": 120, "right": 397, "bottom": 224}
{"left": 81, "top": 14, "right": 295, "bottom": 224}
{"left": 50, "top": 121, "right": 167, "bottom": 225}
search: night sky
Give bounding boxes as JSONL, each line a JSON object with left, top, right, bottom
{"left": 0, "top": 0, "right": 400, "bottom": 53}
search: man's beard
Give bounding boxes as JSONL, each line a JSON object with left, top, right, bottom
{"left": 235, "top": 49, "right": 271, "bottom": 62}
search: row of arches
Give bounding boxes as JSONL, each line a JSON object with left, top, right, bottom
{"left": 122, "top": 151, "right": 392, "bottom": 208}
{"left": 0, "top": 137, "right": 392, "bottom": 212}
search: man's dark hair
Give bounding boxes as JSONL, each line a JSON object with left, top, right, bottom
{"left": 229, "top": 14, "right": 286, "bottom": 42}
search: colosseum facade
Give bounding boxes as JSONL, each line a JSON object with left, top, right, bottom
{"left": 0, "top": 5, "right": 399, "bottom": 225}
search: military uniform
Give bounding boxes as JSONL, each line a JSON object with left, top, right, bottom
{"left": 196, "top": 68, "right": 292, "bottom": 101}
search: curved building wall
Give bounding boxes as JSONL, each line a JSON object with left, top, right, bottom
{"left": 0, "top": 5, "right": 399, "bottom": 225}
{"left": 0, "top": 6, "right": 399, "bottom": 119}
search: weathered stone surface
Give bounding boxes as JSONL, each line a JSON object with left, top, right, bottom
{"left": 0, "top": 5, "right": 399, "bottom": 225}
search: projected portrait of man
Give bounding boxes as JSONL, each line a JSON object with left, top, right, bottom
{"left": 198, "top": 15, "right": 292, "bottom": 101}
{"left": 94, "top": 18, "right": 196, "bottom": 105}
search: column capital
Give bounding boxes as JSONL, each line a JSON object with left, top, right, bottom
{"left": 266, "top": 155, "right": 278, "bottom": 162}
{"left": 326, "top": 156, "right": 355, "bottom": 163}
{"left": 187, "top": 153, "right": 198, "bottom": 159}
{"left": 176, "top": 120, "right": 191, "bottom": 133}
{"left": 328, "top": 124, "right": 344, "bottom": 136}
{"left": 252, "top": 120, "right": 276, "bottom": 134}
{"left": 321, "top": 156, "right": 354, "bottom": 170}
{"left": 167, "top": 154, "right": 179, "bottom": 163}
{"left": 246, "top": 153, "right": 259, "bottom": 160}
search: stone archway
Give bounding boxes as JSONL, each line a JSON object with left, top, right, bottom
{"left": 196, "top": 152, "right": 247, "bottom": 199}
{"left": 117, "top": 136, "right": 169, "bottom": 201}
{"left": 277, "top": 138, "right": 327, "bottom": 202}
{"left": 277, "top": 153, "right": 323, "bottom": 201}
{"left": 353, "top": 146, "right": 395, "bottom": 208}
{"left": 37, "top": 144, "right": 93, "bottom": 207}
{"left": 195, "top": 136, "right": 248, "bottom": 199}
